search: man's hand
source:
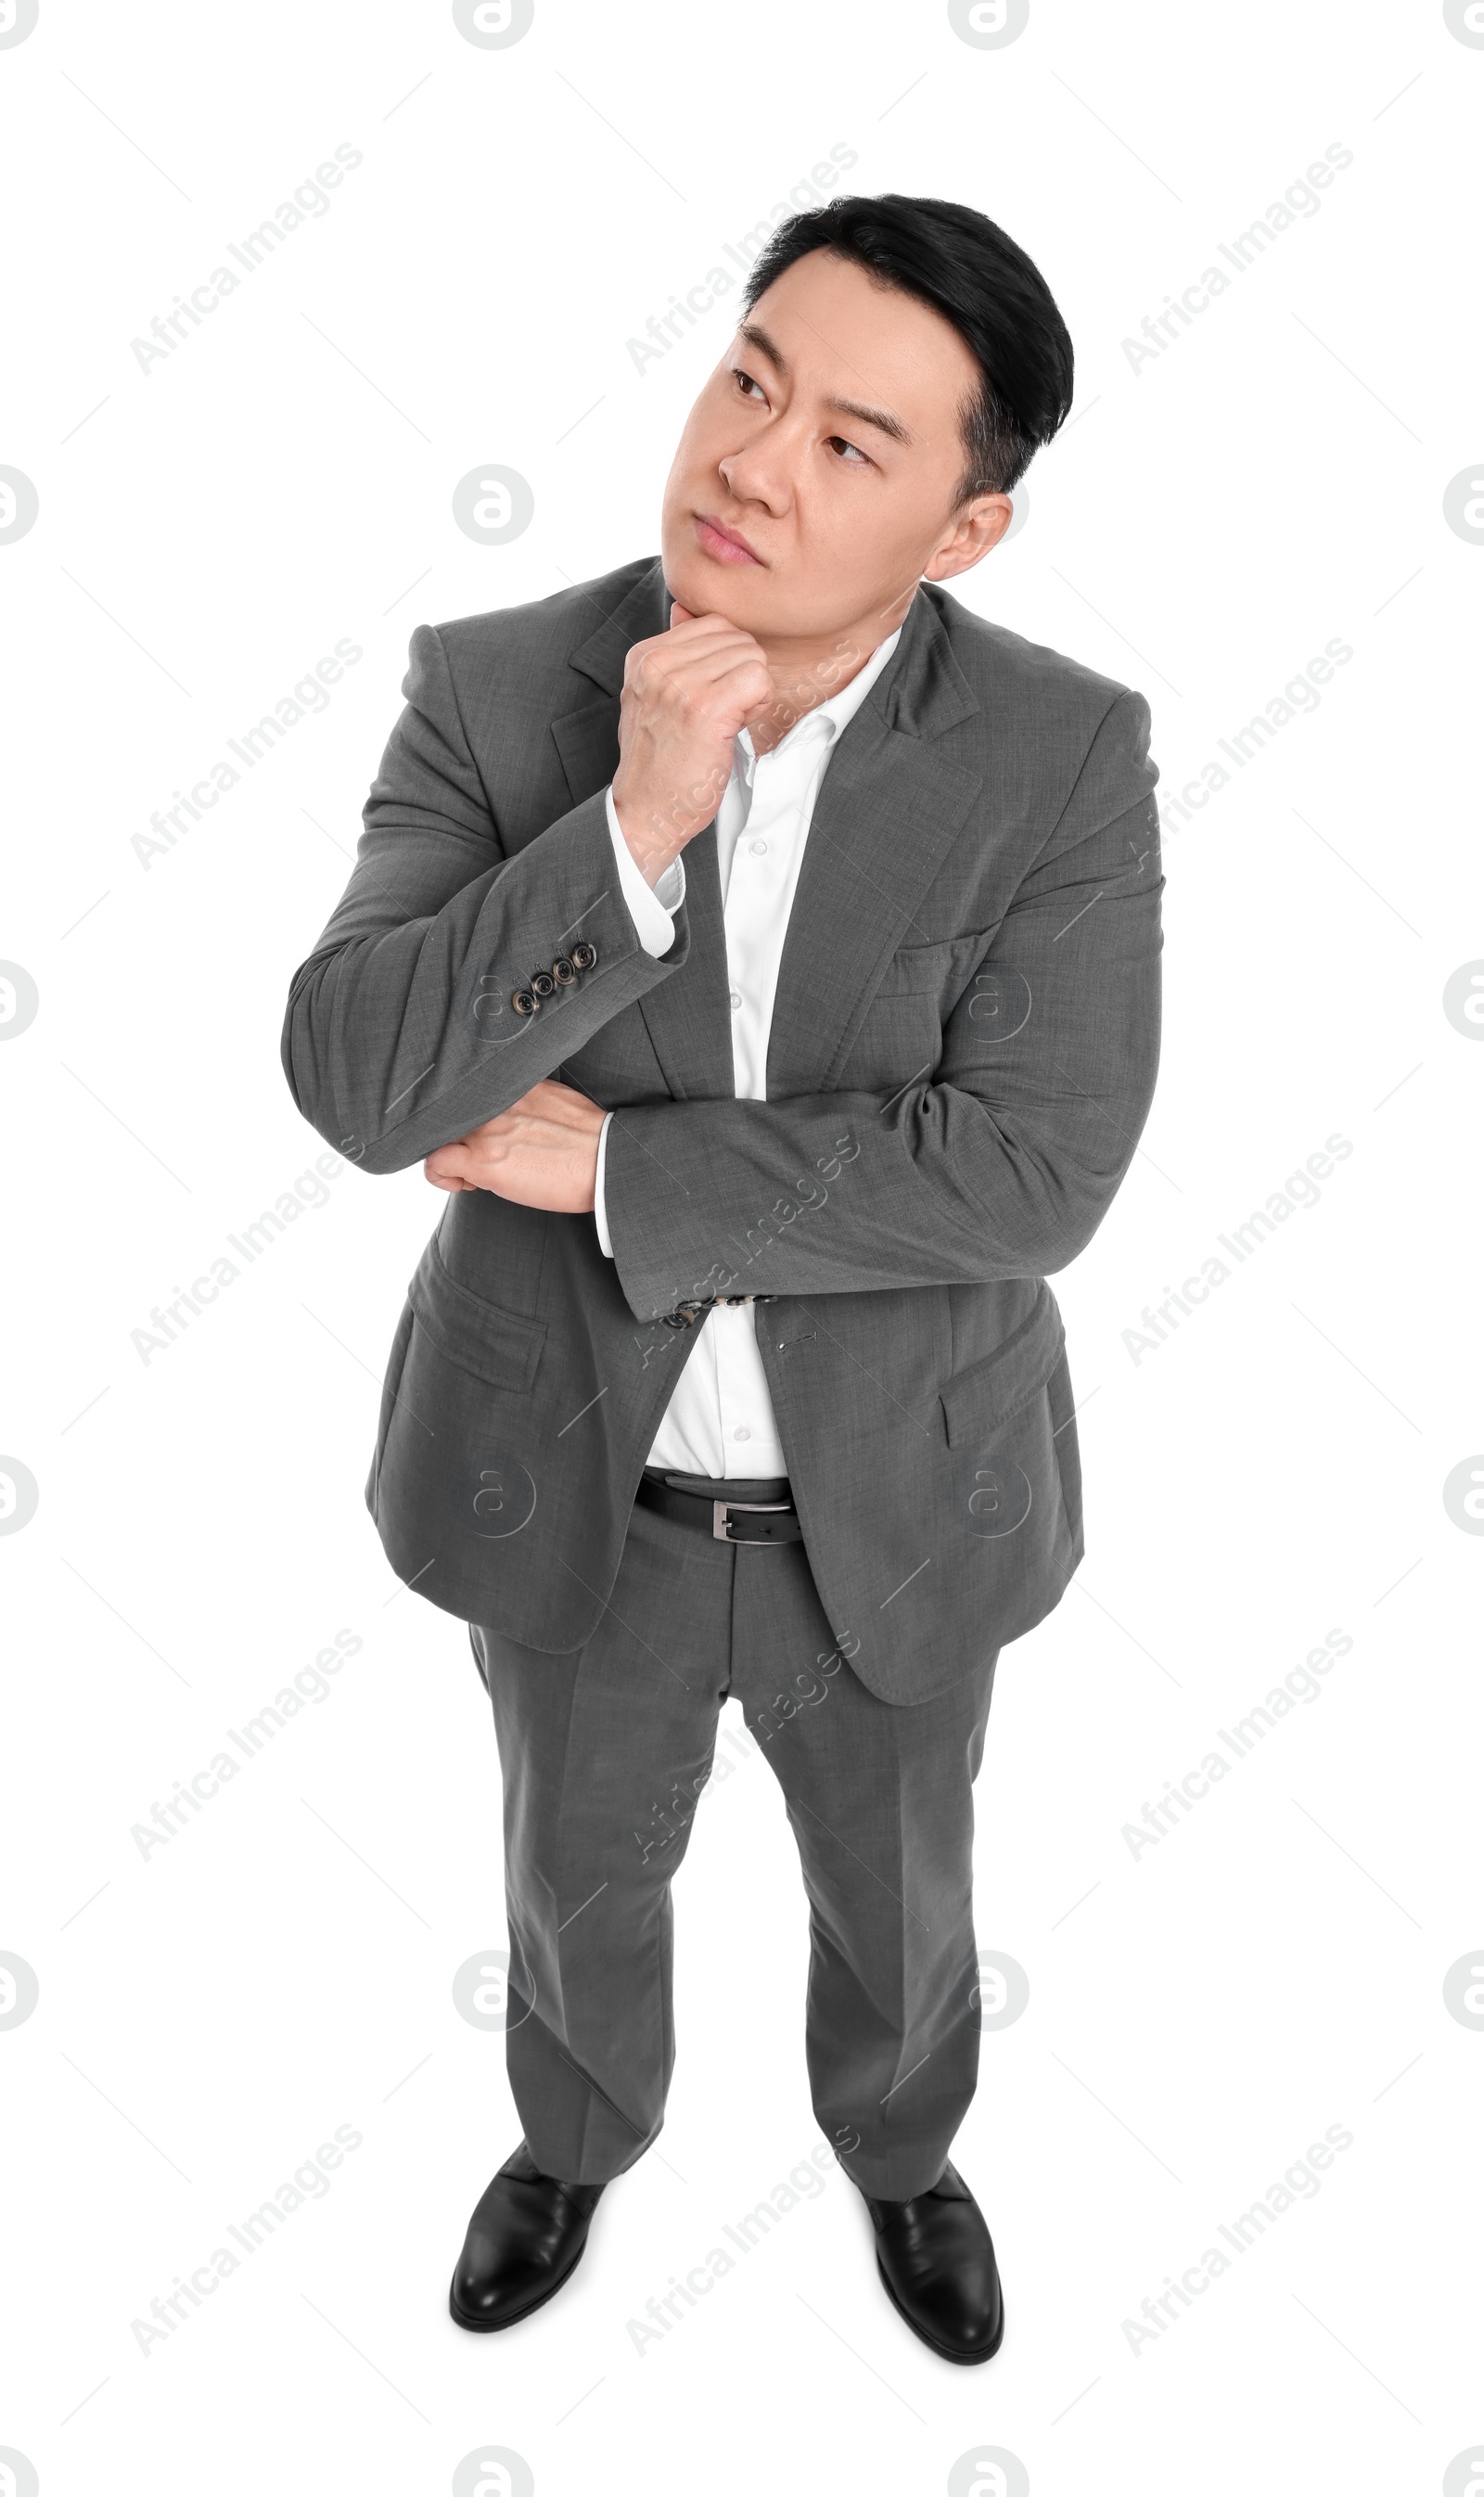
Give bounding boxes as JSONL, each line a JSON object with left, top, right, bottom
{"left": 423, "top": 1080, "right": 607, "bottom": 1213}
{"left": 611, "top": 600, "right": 774, "bottom": 887}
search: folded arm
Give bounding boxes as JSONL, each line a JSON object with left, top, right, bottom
{"left": 602, "top": 692, "right": 1164, "bottom": 1320}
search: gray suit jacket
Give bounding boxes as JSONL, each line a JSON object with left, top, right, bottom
{"left": 281, "top": 556, "right": 1162, "bottom": 1704}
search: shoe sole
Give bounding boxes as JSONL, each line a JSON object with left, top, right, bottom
{"left": 875, "top": 2255, "right": 1005, "bottom": 2365}
{"left": 448, "top": 2232, "right": 592, "bottom": 2335}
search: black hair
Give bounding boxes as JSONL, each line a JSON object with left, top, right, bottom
{"left": 740, "top": 192, "right": 1074, "bottom": 500}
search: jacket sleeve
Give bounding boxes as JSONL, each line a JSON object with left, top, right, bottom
{"left": 601, "top": 690, "right": 1163, "bottom": 1320}
{"left": 280, "top": 622, "right": 688, "bottom": 1174}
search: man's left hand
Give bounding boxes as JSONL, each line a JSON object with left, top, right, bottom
{"left": 424, "top": 1080, "right": 607, "bottom": 1212}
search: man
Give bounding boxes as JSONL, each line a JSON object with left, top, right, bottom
{"left": 282, "top": 192, "right": 1162, "bottom": 2365}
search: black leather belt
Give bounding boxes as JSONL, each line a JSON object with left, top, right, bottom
{"left": 634, "top": 1469, "right": 803, "bottom": 1545}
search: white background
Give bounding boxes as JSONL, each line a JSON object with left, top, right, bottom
{"left": 2, "top": 2, "right": 1480, "bottom": 2491}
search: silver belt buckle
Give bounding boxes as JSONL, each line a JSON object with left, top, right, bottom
{"left": 712, "top": 1498, "right": 792, "bottom": 1543}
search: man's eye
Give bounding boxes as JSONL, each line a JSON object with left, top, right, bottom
{"left": 734, "top": 370, "right": 765, "bottom": 400}
{"left": 827, "top": 436, "right": 869, "bottom": 464}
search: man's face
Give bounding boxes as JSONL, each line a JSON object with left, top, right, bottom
{"left": 660, "top": 249, "right": 1013, "bottom": 648}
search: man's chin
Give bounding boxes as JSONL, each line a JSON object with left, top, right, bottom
{"left": 660, "top": 546, "right": 773, "bottom": 630}
{"left": 659, "top": 544, "right": 749, "bottom": 621}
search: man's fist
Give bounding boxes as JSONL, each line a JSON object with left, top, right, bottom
{"left": 610, "top": 601, "right": 774, "bottom": 886}
{"left": 424, "top": 1080, "right": 607, "bottom": 1214}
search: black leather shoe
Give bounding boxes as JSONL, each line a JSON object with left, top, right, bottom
{"left": 858, "top": 2160, "right": 1004, "bottom": 2363}
{"left": 449, "top": 2142, "right": 608, "bottom": 2332}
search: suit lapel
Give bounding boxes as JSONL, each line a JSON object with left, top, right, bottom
{"left": 549, "top": 557, "right": 668, "bottom": 811}
{"left": 766, "top": 589, "right": 983, "bottom": 1095}
{"left": 554, "top": 565, "right": 984, "bottom": 1107}
{"left": 549, "top": 698, "right": 620, "bottom": 810}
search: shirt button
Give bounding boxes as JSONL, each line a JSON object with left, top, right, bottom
{"left": 733, "top": 1425, "right": 751, "bottom": 1441}
{"left": 729, "top": 990, "right": 742, "bottom": 1008}
{"left": 749, "top": 838, "right": 768, "bottom": 855}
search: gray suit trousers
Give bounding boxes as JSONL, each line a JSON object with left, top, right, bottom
{"left": 469, "top": 1483, "right": 999, "bottom": 2201}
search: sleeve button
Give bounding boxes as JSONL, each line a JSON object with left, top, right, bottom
{"left": 530, "top": 970, "right": 556, "bottom": 999}
{"left": 570, "top": 940, "right": 598, "bottom": 972}
{"left": 552, "top": 954, "right": 577, "bottom": 985}
{"left": 511, "top": 987, "right": 539, "bottom": 1017}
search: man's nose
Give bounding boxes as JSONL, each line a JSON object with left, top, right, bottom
{"left": 718, "top": 429, "right": 797, "bottom": 513}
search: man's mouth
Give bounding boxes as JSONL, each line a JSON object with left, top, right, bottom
{"left": 694, "top": 513, "right": 763, "bottom": 566}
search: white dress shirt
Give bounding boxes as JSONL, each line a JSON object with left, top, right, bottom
{"left": 593, "top": 626, "right": 903, "bottom": 1479}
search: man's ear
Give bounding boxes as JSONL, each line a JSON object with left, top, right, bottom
{"left": 923, "top": 493, "right": 1016, "bottom": 583}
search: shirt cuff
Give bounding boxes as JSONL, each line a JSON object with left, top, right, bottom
{"left": 594, "top": 1111, "right": 615, "bottom": 1257}
{"left": 606, "top": 785, "right": 685, "bottom": 956}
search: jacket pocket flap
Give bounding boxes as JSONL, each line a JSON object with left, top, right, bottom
{"left": 940, "top": 1287, "right": 1066, "bottom": 1449}
{"left": 408, "top": 1245, "right": 546, "bottom": 1394}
